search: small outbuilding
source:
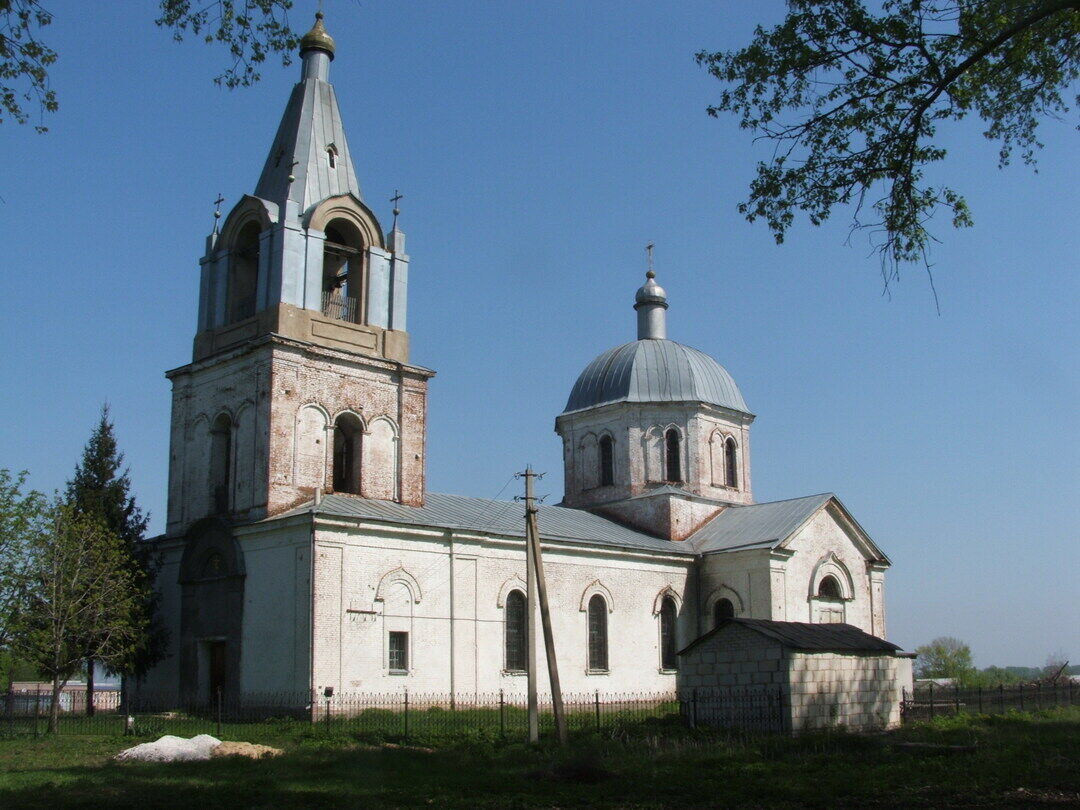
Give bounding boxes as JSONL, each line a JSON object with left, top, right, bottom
{"left": 678, "top": 619, "right": 914, "bottom": 733}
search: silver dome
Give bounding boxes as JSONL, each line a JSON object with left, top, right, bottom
{"left": 563, "top": 338, "right": 749, "bottom": 414}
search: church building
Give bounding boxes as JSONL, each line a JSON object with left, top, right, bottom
{"left": 143, "top": 14, "right": 901, "bottom": 704}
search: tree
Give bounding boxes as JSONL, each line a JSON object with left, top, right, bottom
{"left": 1, "top": 0, "right": 298, "bottom": 132}
{"left": 66, "top": 405, "right": 163, "bottom": 714}
{"left": 915, "top": 635, "right": 976, "bottom": 679}
{"left": 0, "top": 469, "right": 47, "bottom": 673}
{"left": 697, "top": 1, "right": 1080, "bottom": 294}
{"left": 12, "top": 503, "right": 142, "bottom": 732}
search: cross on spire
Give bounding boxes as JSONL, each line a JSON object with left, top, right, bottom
{"left": 390, "top": 189, "right": 404, "bottom": 229}
{"left": 646, "top": 242, "right": 655, "bottom": 279}
{"left": 212, "top": 193, "right": 225, "bottom": 234}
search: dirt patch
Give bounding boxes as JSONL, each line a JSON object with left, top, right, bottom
{"left": 211, "top": 741, "right": 284, "bottom": 760}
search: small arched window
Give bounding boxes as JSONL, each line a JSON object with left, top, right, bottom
{"left": 714, "top": 597, "right": 735, "bottom": 627}
{"left": 322, "top": 219, "right": 364, "bottom": 323}
{"left": 664, "top": 429, "right": 682, "bottom": 483}
{"left": 659, "top": 596, "right": 678, "bottom": 670}
{"left": 333, "top": 413, "right": 363, "bottom": 494}
{"left": 226, "top": 221, "right": 260, "bottom": 323}
{"left": 599, "top": 435, "right": 614, "bottom": 487}
{"left": 817, "top": 575, "right": 842, "bottom": 600}
{"left": 587, "top": 594, "right": 608, "bottom": 671}
{"left": 504, "top": 590, "right": 527, "bottom": 672}
{"left": 209, "top": 413, "right": 233, "bottom": 514}
{"left": 725, "top": 437, "right": 739, "bottom": 488}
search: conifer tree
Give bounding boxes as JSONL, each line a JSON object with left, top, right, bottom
{"left": 65, "top": 405, "right": 164, "bottom": 713}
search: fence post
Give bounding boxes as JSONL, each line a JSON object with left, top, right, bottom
{"left": 1037, "top": 682, "right": 1042, "bottom": 711}
{"left": 499, "top": 690, "right": 505, "bottom": 737}
{"left": 954, "top": 683, "right": 960, "bottom": 715}
{"left": 978, "top": 686, "right": 983, "bottom": 715}
{"left": 690, "top": 688, "right": 698, "bottom": 729}
{"left": 403, "top": 690, "right": 409, "bottom": 742}
{"left": 999, "top": 683, "right": 1005, "bottom": 714}
{"left": 34, "top": 691, "right": 41, "bottom": 738}
{"left": 216, "top": 688, "right": 223, "bottom": 737}
{"left": 595, "top": 690, "right": 601, "bottom": 734}
{"left": 1019, "top": 683, "right": 1024, "bottom": 712}
{"left": 929, "top": 682, "right": 935, "bottom": 720}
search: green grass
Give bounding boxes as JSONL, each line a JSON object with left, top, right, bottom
{"left": 0, "top": 707, "right": 1077, "bottom": 808}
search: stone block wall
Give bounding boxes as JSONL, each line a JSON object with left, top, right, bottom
{"left": 787, "top": 651, "right": 905, "bottom": 731}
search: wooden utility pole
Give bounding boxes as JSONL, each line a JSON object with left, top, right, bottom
{"left": 520, "top": 467, "right": 567, "bottom": 744}
{"left": 524, "top": 468, "right": 539, "bottom": 743}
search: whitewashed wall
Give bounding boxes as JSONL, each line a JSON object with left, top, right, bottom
{"left": 309, "top": 520, "right": 694, "bottom": 696}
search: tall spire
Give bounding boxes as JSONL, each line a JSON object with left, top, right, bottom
{"left": 254, "top": 11, "right": 360, "bottom": 212}
{"left": 634, "top": 245, "right": 668, "bottom": 340}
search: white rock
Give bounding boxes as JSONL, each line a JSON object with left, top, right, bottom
{"left": 115, "top": 734, "right": 222, "bottom": 763}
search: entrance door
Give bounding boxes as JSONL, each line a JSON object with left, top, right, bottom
{"left": 207, "top": 641, "right": 226, "bottom": 702}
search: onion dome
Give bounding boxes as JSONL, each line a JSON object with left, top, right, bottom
{"left": 300, "top": 11, "right": 336, "bottom": 59}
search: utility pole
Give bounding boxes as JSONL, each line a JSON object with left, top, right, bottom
{"left": 519, "top": 467, "right": 567, "bottom": 744}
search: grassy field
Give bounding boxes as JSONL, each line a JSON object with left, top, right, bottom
{"left": 0, "top": 707, "right": 1077, "bottom": 808}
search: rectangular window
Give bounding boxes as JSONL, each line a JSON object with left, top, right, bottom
{"left": 388, "top": 631, "right": 409, "bottom": 673}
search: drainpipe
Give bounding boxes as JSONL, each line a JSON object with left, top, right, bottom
{"left": 448, "top": 531, "right": 455, "bottom": 700}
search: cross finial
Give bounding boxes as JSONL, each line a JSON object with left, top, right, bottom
{"left": 287, "top": 159, "right": 300, "bottom": 184}
{"left": 390, "top": 189, "right": 404, "bottom": 229}
{"left": 212, "top": 193, "right": 225, "bottom": 234}
{"left": 645, "top": 242, "right": 655, "bottom": 279}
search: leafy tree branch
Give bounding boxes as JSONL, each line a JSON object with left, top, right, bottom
{"left": 697, "top": 0, "right": 1080, "bottom": 296}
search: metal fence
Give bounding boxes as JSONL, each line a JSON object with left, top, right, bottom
{"left": 1, "top": 687, "right": 783, "bottom": 741}
{"left": 901, "top": 681, "right": 1078, "bottom": 723}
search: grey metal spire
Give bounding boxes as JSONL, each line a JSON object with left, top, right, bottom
{"left": 634, "top": 264, "right": 668, "bottom": 340}
{"left": 254, "top": 12, "right": 361, "bottom": 212}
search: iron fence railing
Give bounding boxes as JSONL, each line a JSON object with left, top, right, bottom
{"left": 0, "top": 686, "right": 782, "bottom": 740}
{"left": 901, "top": 681, "right": 1077, "bottom": 723}
{"left": 321, "top": 292, "right": 358, "bottom": 322}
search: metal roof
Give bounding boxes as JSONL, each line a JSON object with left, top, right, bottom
{"left": 562, "top": 339, "right": 749, "bottom": 415}
{"left": 679, "top": 619, "right": 902, "bottom": 656}
{"left": 254, "top": 70, "right": 361, "bottom": 212}
{"left": 687, "top": 493, "right": 833, "bottom": 553}
{"left": 296, "top": 492, "right": 695, "bottom": 556}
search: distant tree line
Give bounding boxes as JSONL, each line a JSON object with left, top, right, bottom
{"left": 0, "top": 406, "right": 162, "bottom": 732}
{"left": 914, "top": 636, "right": 1074, "bottom": 687}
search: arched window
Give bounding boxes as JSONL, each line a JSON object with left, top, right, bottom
{"left": 332, "top": 413, "right": 363, "bottom": 494}
{"left": 504, "top": 590, "right": 527, "bottom": 672}
{"left": 226, "top": 221, "right": 260, "bottom": 323}
{"left": 664, "top": 429, "right": 682, "bottom": 483}
{"left": 659, "top": 596, "right": 678, "bottom": 670}
{"left": 725, "top": 437, "right": 739, "bottom": 488}
{"left": 599, "top": 435, "right": 614, "bottom": 487}
{"left": 817, "top": 575, "right": 842, "bottom": 600}
{"left": 321, "top": 219, "right": 364, "bottom": 323}
{"left": 714, "top": 598, "right": 735, "bottom": 627}
{"left": 587, "top": 594, "right": 608, "bottom": 671}
{"left": 209, "top": 413, "right": 233, "bottom": 513}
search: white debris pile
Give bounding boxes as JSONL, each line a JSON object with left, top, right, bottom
{"left": 115, "top": 734, "right": 222, "bottom": 763}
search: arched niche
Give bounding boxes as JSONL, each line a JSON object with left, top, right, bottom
{"left": 374, "top": 566, "right": 422, "bottom": 606}
{"left": 651, "top": 585, "right": 683, "bottom": 616}
{"left": 579, "top": 579, "right": 615, "bottom": 613}
{"left": 294, "top": 403, "right": 330, "bottom": 492}
{"left": 362, "top": 416, "right": 399, "bottom": 501}
{"left": 496, "top": 574, "right": 528, "bottom": 608}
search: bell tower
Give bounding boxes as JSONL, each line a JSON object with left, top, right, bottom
{"left": 165, "top": 13, "right": 433, "bottom": 537}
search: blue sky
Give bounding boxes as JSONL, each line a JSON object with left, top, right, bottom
{"left": 1, "top": 1, "right": 1076, "bottom": 668}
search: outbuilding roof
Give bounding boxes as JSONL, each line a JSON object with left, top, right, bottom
{"left": 679, "top": 618, "right": 902, "bottom": 656}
